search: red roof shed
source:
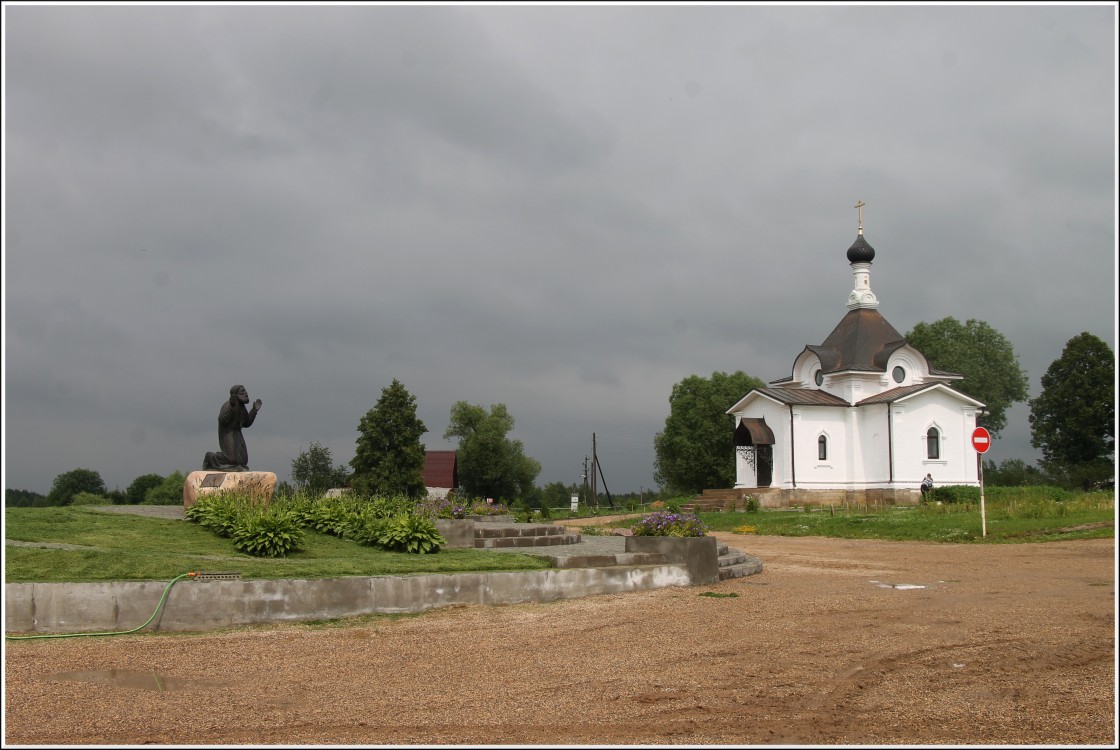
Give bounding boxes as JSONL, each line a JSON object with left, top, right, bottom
{"left": 422, "top": 450, "right": 458, "bottom": 489}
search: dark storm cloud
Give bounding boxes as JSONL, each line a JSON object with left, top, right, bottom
{"left": 3, "top": 3, "right": 1115, "bottom": 495}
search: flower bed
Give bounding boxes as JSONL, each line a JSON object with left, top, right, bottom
{"left": 630, "top": 510, "right": 708, "bottom": 537}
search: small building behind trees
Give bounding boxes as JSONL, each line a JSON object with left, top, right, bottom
{"left": 723, "top": 218, "right": 985, "bottom": 507}
{"left": 422, "top": 450, "right": 458, "bottom": 498}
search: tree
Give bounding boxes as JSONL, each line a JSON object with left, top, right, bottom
{"left": 291, "top": 441, "right": 350, "bottom": 496}
{"left": 539, "top": 481, "right": 574, "bottom": 510}
{"left": 443, "top": 402, "right": 541, "bottom": 502}
{"left": 982, "top": 458, "right": 1046, "bottom": 487}
{"left": 905, "top": 317, "right": 1029, "bottom": 437}
{"left": 1029, "top": 332, "right": 1115, "bottom": 489}
{"left": 350, "top": 379, "right": 428, "bottom": 498}
{"left": 46, "top": 468, "right": 107, "bottom": 506}
{"left": 125, "top": 473, "right": 165, "bottom": 505}
{"left": 4, "top": 489, "right": 45, "bottom": 507}
{"left": 144, "top": 471, "right": 187, "bottom": 504}
{"left": 653, "top": 371, "right": 766, "bottom": 494}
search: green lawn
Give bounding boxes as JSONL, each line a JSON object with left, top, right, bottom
{"left": 4, "top": 494, "right": 1114, "bottom": 584}
{"left": 2, "top": 506, "right": 553, "bottom": 583}
{"left": 696, "top": 495, "right": 1115, "bottom": 543}
{"left": 582, "top": 492, "right": 1115, "bottom": 544}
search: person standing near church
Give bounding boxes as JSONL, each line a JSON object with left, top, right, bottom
{"left": 920, "top": 473, "right": 934, "bottom": 501}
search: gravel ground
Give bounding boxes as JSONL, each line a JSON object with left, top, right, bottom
{"left": 4, "top": 534, "right": 1114, "bottom": 746}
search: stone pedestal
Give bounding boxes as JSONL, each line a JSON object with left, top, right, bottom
{"left": 625, "top": 535, "right": 719, "bottom": 585}
{"left": 183, "top": 471, "right": 278, "bottom": 510}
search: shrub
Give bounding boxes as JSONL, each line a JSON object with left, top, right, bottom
{"left": 143, "top": 471, "right": 188, "bottom": 505}
{"left": 376, "top": 514, "right": 445, "bottom": 554}
{"left": 631, "top": 511, "right": 707, "bottom": 538}
{"left": 344, "top": 514, "right": 389, "bottom": 546}
{"left": 664, "top": 498, "right": 684, "bottom": 513}
{"left": 537, "top": 502, "right": 552, "bottom": 520}
{"left": 70, "top": 492, "right": 107, "bottom": 506}
{"left": 513, "top": 500, "right": 533, "bottom": 523}
{"left": 365, "top": 494, "right": 415, "bottom": 518}
{"left": 293, "top": 496, "right": 362, "bottom": 537}
{"left": 185, "top": 493, "right": 244, "bottom": 538}
{"left": 932, "top": 485, "right": 981, "bottom": 504}
{"left": 744, "top": 495, "right": 760, "bottom": 512}
{"left": 230, "top": 506, "right": 303, "bottom": 557}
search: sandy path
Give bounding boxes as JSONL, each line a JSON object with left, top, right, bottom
{"left": 4, "top": 534, "right": 1115, "bottom": 745}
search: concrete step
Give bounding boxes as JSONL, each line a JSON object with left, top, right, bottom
{"left": 716, "top": 544, "right": 762, "bottom": 580}
{"left": 474, "top": 523, "right": 569, "bottom": 539}
{"left": 552, "top": 552, "right": 666, "bottom": 569}
{"left": 719, "top": 561, "right": 763, "bottom": 580}
{"left": 719, "top": 552, "right": 750, "bottom": 568}
{"left": 475, "top": 533, "right": 582, "bottom": 549}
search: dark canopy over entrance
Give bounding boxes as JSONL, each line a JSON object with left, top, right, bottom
{"left": 734, "top": 417, "right": 775, "bottom": 447}
{"left": 734, "top": 418, "right": 774, "bottom": 488}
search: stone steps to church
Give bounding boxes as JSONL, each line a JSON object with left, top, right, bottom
{"left": 472, "top": 522, "right": 581, "bottom": 549}
{"left": 472, "top": 523, "right": 764, "bottom": 580}
{"left": 717, "top": 542, "right": 763, "bottom": 581}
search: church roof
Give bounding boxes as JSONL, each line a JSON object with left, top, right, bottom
{"left": 751, "top": 387, "right": 850, "bottom": 406}
{"left": 806, "top": 307, "right": 908, "bottom": 375}
{"left": 857, "top": 383, "right": 984, "bottom": 407}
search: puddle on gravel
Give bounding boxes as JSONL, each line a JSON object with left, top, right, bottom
{"left": 869, "top": 580, "right": 927, "bottom": 590}
{"left": 40, "top": 669, "right": 228, "bottom": 692}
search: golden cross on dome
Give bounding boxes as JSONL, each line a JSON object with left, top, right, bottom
{"left": 854, "top": 200, "right": 866, "bottom": 235}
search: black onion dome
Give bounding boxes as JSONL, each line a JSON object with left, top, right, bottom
{"left": 846, "top": 234, "right": 876, "bottom": 263}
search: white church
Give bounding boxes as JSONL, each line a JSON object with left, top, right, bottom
{"left": 720, "top": 208, "right": 985, "bottom": 508}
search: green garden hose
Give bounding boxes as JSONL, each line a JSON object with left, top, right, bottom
{"left": 5, "top": 571, "right": 195, "bottom": 641}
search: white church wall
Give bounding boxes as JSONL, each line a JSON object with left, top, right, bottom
{"left": 857, "top": 403, "right": 891, "bottom": 485}
{"left": 890, "top": 393, "right": 980, "bottom": 488}
{"left": 791, "top": 407, "right": 849, "bottom": 488}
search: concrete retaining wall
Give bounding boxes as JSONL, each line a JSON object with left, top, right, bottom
{"left": 5, "top": 564, "right": 693, "bottom": 635}
{"left": 624, "top": 536, "right": 719, "bottom": 585}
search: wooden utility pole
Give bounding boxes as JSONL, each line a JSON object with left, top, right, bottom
{"left": 590, "top": 434, "right": 598, "bottom": 508}
{"left": 592, "top": 432, "right": 615, "bottom": 509}
{"left": 582, "top": 455, "right": 591, "bottom": 509}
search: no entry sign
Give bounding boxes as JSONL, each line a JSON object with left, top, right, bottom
{"left": 972, "top": 426, "right": 992, "bottom": 453}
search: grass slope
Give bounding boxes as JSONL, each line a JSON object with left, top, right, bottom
{"left": 2, "top": 506, "right": 552, "bottom": 583}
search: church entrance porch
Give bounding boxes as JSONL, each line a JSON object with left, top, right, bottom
{"left": 734, "top": 417, "right": 775, "bottom": 489}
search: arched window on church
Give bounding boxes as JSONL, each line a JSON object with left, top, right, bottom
{"left": 926, "top": 427, "right": 940, "bottom": 460}
{"left": 818, "top": 434, "right": 828, "bottom": 461}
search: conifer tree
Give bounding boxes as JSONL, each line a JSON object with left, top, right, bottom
{"left": 351, "top": 379, "right": 428, "bottom": 498}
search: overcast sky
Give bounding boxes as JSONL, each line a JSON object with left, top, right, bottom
{"left": 3, "top": 3, "right": 1117, "bottom": 498}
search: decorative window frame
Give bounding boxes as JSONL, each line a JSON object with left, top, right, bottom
{"left": 924, "top": 423, "right": 943, "bottom": 461}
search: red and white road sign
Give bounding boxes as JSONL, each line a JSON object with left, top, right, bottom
{"left": 972, "top": 426, "right": 992, "bottom": 453}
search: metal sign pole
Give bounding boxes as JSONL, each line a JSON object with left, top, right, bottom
{"left": 972, "top": 424, "right": 991, "bottom": 539}
{"left": 978, "top": 453, "right": 987, "bottom": 538}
